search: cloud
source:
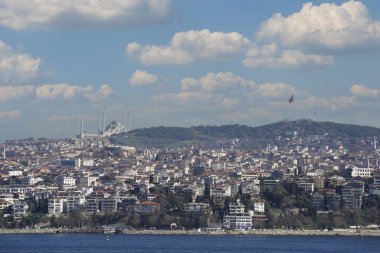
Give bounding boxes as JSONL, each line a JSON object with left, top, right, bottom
{"left": 181, "top": 72, "right": 255, "bottom": 91}
{"left": 35, "top": 84, "right": 92, "bottom": 100}
{"left": 292, "top": 96, "right": 357, "bottom": 110}
{"left": 47, "top": 114, "right": 96, "bottom": 123}
{"left": 0, "top": 110, "right": 21, "bottom": 119}
{"left": 127, "top": 29, "right": 252, "bottom": 65}
{"left": 157, "top": 72, "right": 303, "bottom": 111}
{"left": 129, "top": 70, "right": 158, "bottom": 86}
{"left": 0, "top": 40, "right": 41, "bottom": 83}
{"left": 188, "top": 73, "right": 309, "bottom": 101}
{"left": 220, "top": 107, "right": 273, "bottom": 123}
{"left": 220, "top": 98, "right": 240, "bottom": 109}
{"left": 257, "top": 1, "right": 380, "bottom": 51}
{"left": 35, "top": 83, "right": 114, "bottom": 102}
{"left": 154, "top": 91, "right": 241, "bottom": 111}
{"left": 350, "top": 84, "right": 380, "bottom": 97}
{"left": 0, "top": 0, "right": 172, "bottom": 30}
{"left": 243, "top": 49, "right": 333, "bottom": 68}
{"left": 0, "top": 85, "right": 34, "bottom": 101}
{"left": 85, "top": 84, "right": 115, "bottom": 102}
{"left": 255, "top": 82, "right": 297, "bottom": 98}
{"left": 155, "top": 91, "right": 217, "bottom": 104}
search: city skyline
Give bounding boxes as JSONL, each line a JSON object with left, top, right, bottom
{"left": 1, "top": 0, "right": 380, "bottom": 141}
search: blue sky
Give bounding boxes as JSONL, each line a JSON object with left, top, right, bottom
{"left": 0, "top": 0, "right": 380, "bottom": 140}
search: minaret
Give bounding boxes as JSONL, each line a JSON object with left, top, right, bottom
{"left": 123, "top": 112, "right": 126, "bottom": 132}
{"left": 98, "top": 112, "right": 101, "bottom": 135}
{"left": 77, "top": 116, "right": 80, "bottom": 136}
{"left": 81, "top": 119, "right": 84, "bottom": 135}
{"left": 103, "top": 111, "right": 106, "bottom": 133}
{"left": 128, "top": 111, "right": 131, "bottom": 132}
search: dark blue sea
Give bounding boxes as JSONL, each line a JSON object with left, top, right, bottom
{"left": 0, "top": 234, "right": 379, "bottom": 253}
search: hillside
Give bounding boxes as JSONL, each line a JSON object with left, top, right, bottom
{"left": 109, "top": 119, "right": 380, "bottom": 150}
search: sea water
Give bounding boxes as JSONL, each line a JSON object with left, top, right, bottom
{"left": 0, "top": 234, "right": 379, "bottom": 253}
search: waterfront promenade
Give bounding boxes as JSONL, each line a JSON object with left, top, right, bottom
{"left": 1, "top": 228, "right": 380, "bottom": 237}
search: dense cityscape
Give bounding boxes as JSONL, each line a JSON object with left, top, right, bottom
{"left": 1, "top": 0, "right": 380, "bottom": 252}
{"left": 1, "top": 120, "right": 379, "bottom": 234}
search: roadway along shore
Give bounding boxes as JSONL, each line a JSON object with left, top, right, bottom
{"left": 1, "top": 228, "right": 380, "bottom": 236}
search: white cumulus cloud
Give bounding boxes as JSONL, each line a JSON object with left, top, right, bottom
{"left": 154, "top": 91, "right": 217, "bottom": 104}
{"left": 0, "top": 0, "right": 172, "bottom": 30}
{"left": 257, "top": 1, "right": 380, "bottom": 51}
{"left": 129, "top": 70, "right": 158, "bottom": 86}
{"left": 350, "top": 84, "right": 380, "bottom": 97}
{"left": 0, "top": 85, "right": 34, "bottom": 101}
{"left": 256, "top": 82, "right": 297, "bottom": 98}
{"left": 243, "top": 49, "right": 334, "bottom": 68}
{"left": 127, "top": 29, "right": 252, "bottom": 65}
{"left": 0, "top": 40, "right": 41, "bottom": 84}
{"left": 219, "top": 98, "right": 240, "bottom": 109}
{"left": 35, "top": 84, "right": 92, "bottom": 100}
{"left": 295, "top": 96, "right": 357, "bottom": 110}
{"left": 181, "top": 72, "right": 255, "bottom": 91}
{"left": 35, "top": 83, "right": 114, "bottom": 102}
{"left": 0, "top": 110, "right": 21, "bottom": 119}
{"left": 85, "top": 84, "right": 115, "bottom": 102}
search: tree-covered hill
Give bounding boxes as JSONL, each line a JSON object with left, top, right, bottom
{"left": 110, "top": 119, "right": 380, "bottom": 149}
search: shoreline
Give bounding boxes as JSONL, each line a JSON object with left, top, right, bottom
{"left": 1, "top": 228, "right": 380, "bottom": 237}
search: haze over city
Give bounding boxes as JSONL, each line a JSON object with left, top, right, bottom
{"left": 0, "top": 0, "right": 380, "bottom": 141}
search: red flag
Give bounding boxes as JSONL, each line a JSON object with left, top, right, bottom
{"left": 289, "top": 94, "right": 294, "bottom": 103}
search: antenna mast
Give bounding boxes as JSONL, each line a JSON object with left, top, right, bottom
{"left": 128, "top": 111, "right": 131, "bottom": 132}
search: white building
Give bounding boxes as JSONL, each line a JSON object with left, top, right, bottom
{"left": 8, "top": 170, "right": 23, "bottom": 176}
{"left": 241, "top": 181, "right": 260, "bottom": 195}
{"left": 82, "top": 159, "right": 94, "bottom": 167}
{"left": 350, "top": 167, "right": 374, "bottom": 178}
{"left": 56, "top": 176, "right": 76, "bottom": 189}
{"left": 12, "top": 200, "right": 28, "bottom": 218}
{"left": 223, "top": 213, "right": 252, "bottom": 230}
{"left": 48, "top": 198, "right": 65, "bottom": 216}
{"left": 253, "top": 199, "right": 265, "bottom": 213}
{"left": 66, "top": 194, "right": 85, "bottom": 212}
{"left": 21, "top": 177, "right": 43, "bottom": 185}
{"left": 229, "top": 203, "right": 245, "bottom": 214}
{"left": 212, "top": 186, "right": 231, "bottom": 198}
{"left": 183, "top": 203, "right": 209, "bottom": 213}
{"left": 79, "top": 175, "right": 99, "bottom": 187}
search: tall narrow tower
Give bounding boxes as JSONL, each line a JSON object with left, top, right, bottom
{"left": 103, "top": 111, "right": 106, "bottom": 133}
{"left": 123, "top": 112, "right": 126, "bottom": 132}
{"left": 3, "top": 145, "right": 5, "bottom": 160}
{"left": 128, "top": 111, "right": 131, "bottom": 132}
{"left": 98, "top": 112, "right": 101, "bottom": 135}
{"left": 77, "top": 116, "right": 80, "bottom": 136}
{"left": 81, "top": 119, "right": 84, "bottom": 135}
